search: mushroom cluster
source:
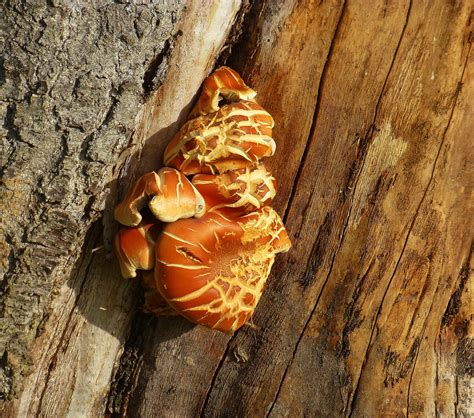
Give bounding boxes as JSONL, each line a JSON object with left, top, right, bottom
{"left": 114, "top": 67, "right": 291, "bottom": 333}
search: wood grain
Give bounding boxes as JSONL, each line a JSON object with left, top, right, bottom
{"left": 111, "top": 0, "right": 472, "bottom": 416}
{"left": 269, "top": 1, "right": 473, "bottom": 416}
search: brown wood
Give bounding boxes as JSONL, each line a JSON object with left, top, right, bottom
{"left": 2, "top": 0, "right": 472, "bottom": 416}
{"left": 111, "top": 0, "right": 473, "bottom": 416}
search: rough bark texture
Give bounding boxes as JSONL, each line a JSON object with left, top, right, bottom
{"left": 1, "top": 0, "right": 473, "bottom": 416}
{"left": 0, "top": 0, "right": 184, "bottom": 404}
{"left": 2, "top": 0, "right": 244, "bottom": 415}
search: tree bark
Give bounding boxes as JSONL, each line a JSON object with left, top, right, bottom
{"left": 0, "top": 0, "right": 182, "bottom": 400}
{"left": 1, "top": 0, "right": 472, "bottom": 417}
{"left": 1, "top": 0, "right": 243, "bottom": 414}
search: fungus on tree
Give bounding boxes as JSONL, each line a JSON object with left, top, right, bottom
{"left": 114, "top": 66, "right": 291, "bottom": 333}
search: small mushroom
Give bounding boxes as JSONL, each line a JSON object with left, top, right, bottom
{"left": 114, "top": 167, "right": 205, "bottom": 226}
{"left": 190, "top": 66, "right": 257, "bottom": 118}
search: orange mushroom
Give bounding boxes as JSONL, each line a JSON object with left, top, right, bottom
{"left": 190, "top": 66, "right": 257, "bottom": 118}
{"left": 114, "top": 167, "right": 205, "bottom": 226}
{"left": 153, "top": 207, "right": 291, "bottom": 333}
{"left": 113, "top": 66, "right": 292, "bottom": 333}
{"left": 114, "top": 222, "right": 159, "bottom": 279}
{"left": 192, "top": 163, "right": 277, "bottom": 215}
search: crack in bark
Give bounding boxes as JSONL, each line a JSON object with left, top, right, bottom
{"left": 142, "top": 31, "right": 181, "bottom": 96}
{"left": 198, "top": 336, "right": 233, "bottom": 417}
{"left": 280, "top": 0, "right": 346, "bottom": 225}
{"left": 215, "top": 0, "right": 252, "bottom": 67}
{"left": 106, "top": 312, "right": 151, "bottom": 416}
{"left": 265, "top": 1, "right": 349, "bottom": 414}
{"left": 1, "top": 103, "right": 22, "bottom": 178}
{"left": 442, "top": 242, "right": 473, "bottom": 328}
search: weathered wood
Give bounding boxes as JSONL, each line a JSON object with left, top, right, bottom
{"left": 110, "top": 0, "right": 473, "bottom": 416}
{"left": 269, "top": 1, "right": 473, "bottom": 416}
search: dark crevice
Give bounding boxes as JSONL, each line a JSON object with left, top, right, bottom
{"left": 338, "top": 264, "right": 373, "bottom": 360}
{"left": 1, "top": 103, "right": 20, "bottom": 178}
{"left": 298, "top": 211, "right": 335, "bottom": 289}
{"left": 106, "top": 312, "right": 151, "bottom": 417}
{"left": 215, "top": 0, "right": 252, "bottom": 67}
{"left": 0, "top": 352, "right": 13, "bottom": 401}
{"left": 100, "top": 95, "right": 119, "bottom": 130}
{"left": 281, "top": 2, "right": 346, "bottom": 224}
{"left": 0, "top": 235, "right": 17, "bottom": 308}
{"left": 223, "top": 0, "right": 267, "bottom": 77}
{"left": 142, "top": 30, "right": 182, "bottom": 96}
{"left": 198, "top": 337, "right": 233, "bottom": 417}
{"left": 266, "top": 1, "right": 349, "bottom": 414}
{"left": 441, "top": 241, "right": 473, "bottom": 327}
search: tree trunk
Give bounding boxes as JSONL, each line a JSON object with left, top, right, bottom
{"left": 1, "top": 0, "right": 472, "bottom": 417}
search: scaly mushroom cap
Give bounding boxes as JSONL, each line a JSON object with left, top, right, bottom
{"left": 154, "top": 207, "right": 291, "bottom": 333}
{"left": 114, "top": 167, "right": 205, "bottom": 226}
{"left": 164, "top": 100, "right": 276, "bottom": 175}
{"left": 192, "top": 164, "right": 277, "bottom": 215}
{"left": 114, "top": 222, "right": 159, "bottom": 279}
{"left": 190, "top": 66, "right": 257, "bottom": 118}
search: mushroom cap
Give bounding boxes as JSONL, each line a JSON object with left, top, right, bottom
{"left": 148, "top": 167, "right": 205, "bottom": 223}
{"left": 114, "top": 168, "right": 204, "bottom": 227}
{"left": 164, "top": 100, "right": 276, "bottom": 175}
{"left": 154, "top": 207, "right": 291, "bottom": 333}
{"left": 190, "top": 66, "right": 257, "bottom": 118}
{"left": 192, "top": 163, "right": 277, "bottom": 215}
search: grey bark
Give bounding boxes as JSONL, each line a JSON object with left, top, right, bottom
{"left": 0, "top": 0, "right": 184, "bottom": 402}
